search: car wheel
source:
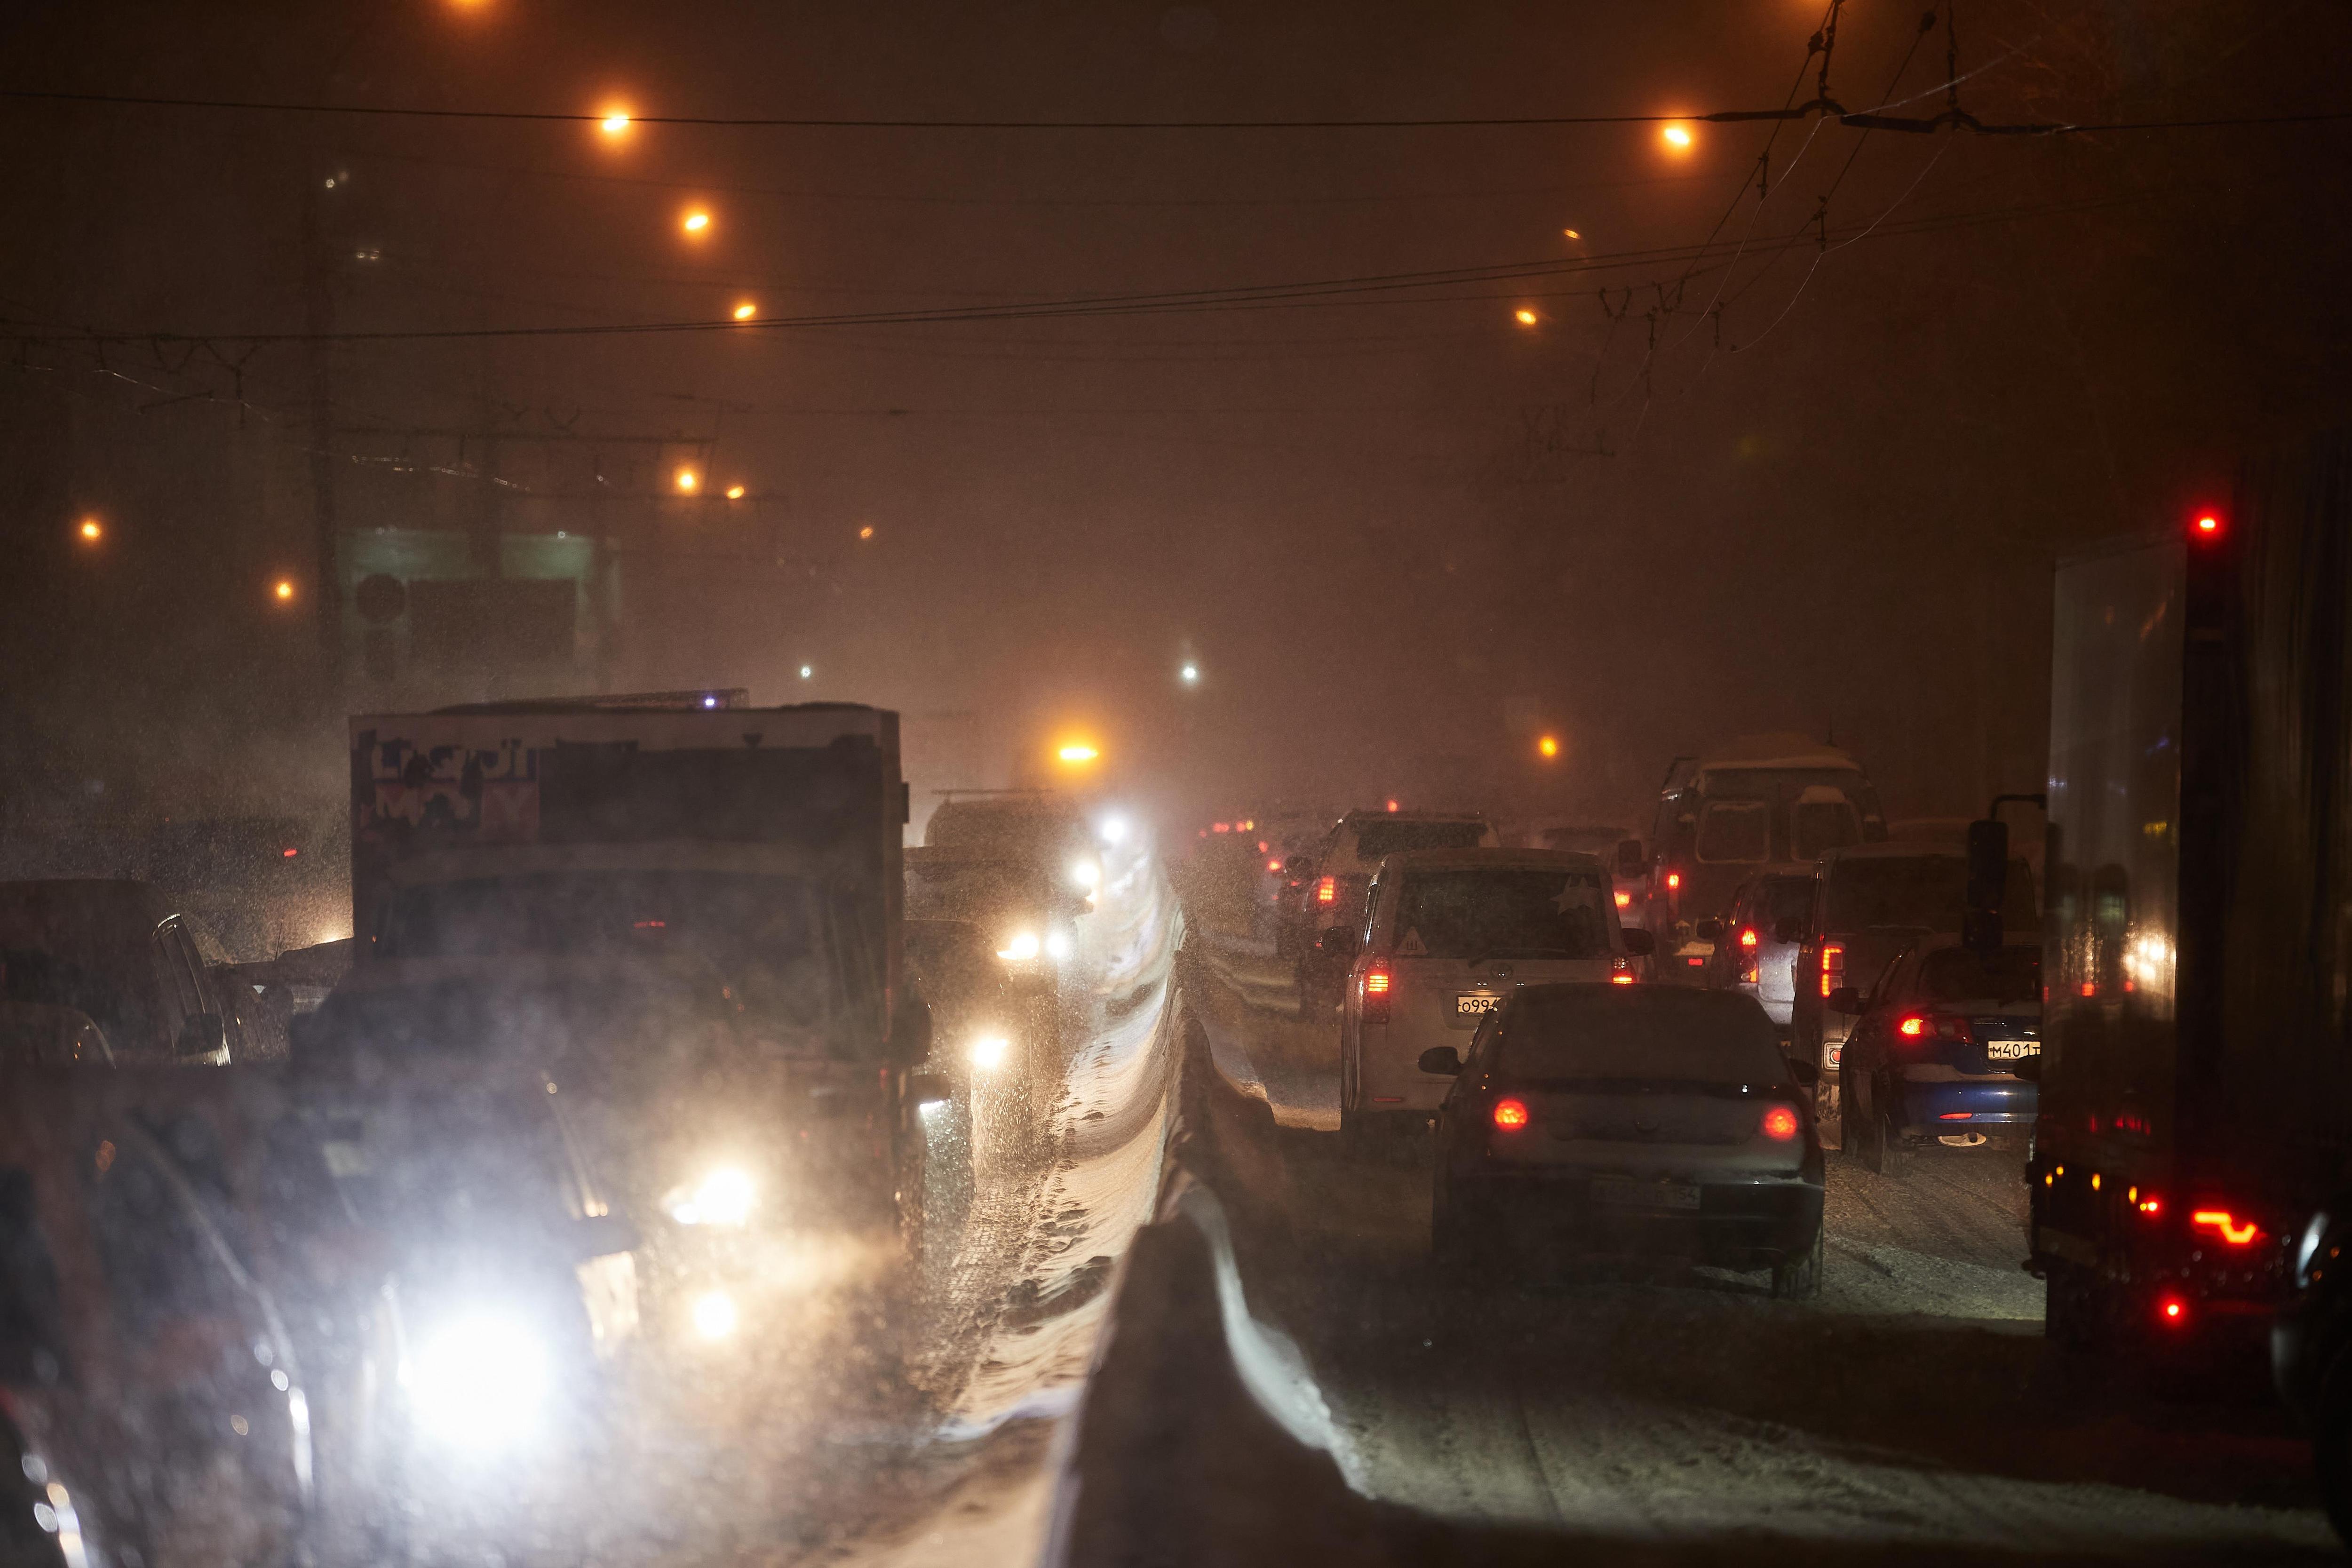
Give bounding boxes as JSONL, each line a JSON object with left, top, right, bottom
{"left": 1879, "top": 1096, "right": 1910, "bottom": 1178}
{"left": 1771, "top": 1222, "right": 1825, "bottom": 1300}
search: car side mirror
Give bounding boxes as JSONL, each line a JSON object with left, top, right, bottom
{"left": 1317, "top": 926, "right": 1359, "bottom": 959}
{"left": 175, "top": 1011, "right": 228, "bottom": 1059}
{"left": 1620, "top": 928, "right": 1654, "bottom": 956}
{"left": 2010, "top": 1056, "right": 2041, "bottom": 1083}
{"left": 1786, "top": 1058, "right": 1820, "bottom": 1088}
{"left": 889, "top": 998, "right": 933, "bottom": 1066}
{"left": 1694, "top": 917, "right": 1724, "bottom": 943}
{"left": 1417, "top": 1046, "right": 1463, "bottom": 1076}
{"left": 1826, "top": 987, "right": 1862, "bottom": 1016}
{"left": 574, "top": 1212, "right": 640, "bottom": 1262}
{"left": 905, "top": 1072, "right": 952, "bottom": 1106}
{"left": 1774, "top": 916, "right": 1805, "bottom": 944}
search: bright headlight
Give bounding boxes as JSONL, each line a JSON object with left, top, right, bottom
{"left": 691, "top": 1290, "right": 739, "bottom": 1341}
{"left": 997, "top": 931, "right": 1041, "bottom": 962}
{"left": 1045, "top": 930, "right": 1074, "bottom": 961}
{"left": 407, "top": 1313, "right": 550, "bottom": 1451}
{"left": 970, "top": 1034, "right": 1009, "bottom": 1071}
{"left": 1070, "top": 858, "right": 1100, "bottom": 890}
{"left": 668, "top": 1166, "right": 756, "bottom": 1227}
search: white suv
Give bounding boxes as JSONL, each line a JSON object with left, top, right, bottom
{"left": 1332, "top": 848, "right": 1653, "bottom": 1142}
{"left": 1290, "top": 810, "right": 1494, "bottom": 979}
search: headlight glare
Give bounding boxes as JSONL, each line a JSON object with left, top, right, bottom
{"left": 407, "top": 1313, "right": 550, "bottom": 1451}
{"left": 997, "top": 931, "right": 1041, "bottom": 962}
{"left": 669, "top": 1165, "right": 756, "bottom": 1227}
{"left": 970, "top": 1034, "right": 1010, "bottom": 1071}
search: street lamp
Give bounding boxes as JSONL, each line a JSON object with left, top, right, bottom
{"left": 599, "top": 110, "right": 631, "bottom": 136}
{"left": 76, "top": 517, "right": 102, "bottom": 544}
{"left": 731, "top": 302, "right": 756, "bottom": 322}
{"left": 1513, "top": 308, "right": 1539, "bottom": 328}
{"left": 798, "top": 665, "right": 813, "bottom": 680}
{"left": 681, "top": 208, "right": 712, "bottom": 236}
{"left": 675, "top": 468, "right": 700, "bottom": 493}
{"left": 1661, "top": 122, "right": 1695, "bottom": 151}
{"left": 1179, "top": 662, "right": 1200, "bottom": 685}
{"left": 1537, "top": 734, "right": 1560, "bottom": 760}
{"left": 725, "top": 484, "right": 746, "bottom": 500}
{"left": 272, "top": 578, "right": 297, "bottom": 604}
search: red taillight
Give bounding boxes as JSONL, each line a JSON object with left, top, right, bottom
{"left": 1665, "top": 872, "right": 1681, "bottom": 891}
{"left": 1316, "top": 876, "right": 1336, "bottom": 904}
{"left": 1760, "top": 1105, "right": 1799, "bottom": 1141}
{"left": 1820, "top": 940, "right": 1845, "bottom": 998}
{"left": 2193, "top": 512, "right": 2222, "bottom": 539}
{"left": 1213, "top": 822, "right": 1230, "bottom": 833}
{"left": 1267, "top": 858, "right": 1281, "bottom": 872}
{"left": 2137, "top": 1194, "right": 2163, "bottom": 1217}
{"left": 1364, "top": 970, "right": 1390, "bottom": 994}
{"left": 1614, "top": 890, "right": 1631, "bottom": 908}
{"left": 1739, "top": 927, "right": 1758, "bottom": 949}
{"left": 1611, "top": 972, "right": 1636, "bottom": 986}
{"left": 1492, "top": 1098, "right": 1529, "bottom": 1130}
{"left": 1898, "top": 1015, "right": 1927, "bottom": 1038}
{"left": 2080, "top": 981, "right": 2096, "bottom": 997}
{"left": 1685, "top": 955, "right": 1705, "bottom": 967}
{"left": 281, "top": 846, "right": 299, "bottom": 858}
{"left": 2158, "top": 1294, "right": 2190, "bottom": 1327}
{"left": 1938, "top": 1111, "right": 1973, "bottom": 1120}
{"left": 1362, "top": 967, "right": 1391, "bottom": 1023}
{"left": 2191, "top": 1209, "right": 2263, "bottom": 1246}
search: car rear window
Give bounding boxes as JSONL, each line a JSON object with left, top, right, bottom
{"left": 1498, "top": 989, "right": 1788, "bottom": 1085}
{"left": 1695, "top": 801, "right": 1769, "bottom": 862}
{"left": 1758, "top": 875, "right": 1814, "bottom": 926}
{"left": 1824, "top": 857, "right": 2036, "bottom": 932}
{"left": 1919, "top": 945, "right": 2041, "bottom": 1006}
{"left": 1791, "top": 799, "right": 1862, "bottom": 860}
{"left": 1353, "top": 821, "right": 1486, "bottom": 860}
{"left": 1390, "top": 868, "right": 1610, "bottom": 960}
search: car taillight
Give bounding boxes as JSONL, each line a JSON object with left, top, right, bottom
{"left": 1362, "top": 967, "right": 1392, "bottom": 1023}
{"left": 2157, "top": 1293, "right": 2190, "bottom": 1327}
{"left": 1614, "top": 890, "right": 1631, "bottom": 908}
{"left": 2191, "top": 1209, "right": 2263, "bottom": 1246}
{"left": 1267, "top": 858, "right": 1281, "bottom": 872}
{"left": 1665, "top": 871, "right": 1682, "bottom": 891}
{"left": 1739, "top": 927, "right": 1757, "bottom": 949}
{"left": 1610, "top": 955, "right": 1638, "bottom": 986}
{"left": 1492, "top": 1098, "right": 1529, "bottom": 1130}
{"left": 1820, "top": 940, "right": 1845, "bottom": 998}
{"left": 1317, "top": 876, "right": 1336, "bottom": 905}
{"left": 1895, "top": 1013, "right": 1973, "bottom": 1048}
{"left": 1760, "top": 1105, "right": 1800, "bottom": 1141}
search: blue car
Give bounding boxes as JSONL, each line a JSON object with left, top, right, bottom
{"left": 1833, "top": 934, "right": 2039, "bottom": 1176}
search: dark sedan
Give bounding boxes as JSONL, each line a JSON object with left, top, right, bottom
{"left": 1834, "top": 935, "right": 2039, "bottom": 1176}
{"left": 1422, "top": 985, "right": 1826, "bottom": 1298}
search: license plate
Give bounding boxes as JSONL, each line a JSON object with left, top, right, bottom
{"left": 1455, "top": 993, "right": 1502, "bottom": 1018}
{"left": 1591, "top": 1177, "right": 1701, "bottom": 1211}
{"left": 1986, "top": 1039, "right": 2039, "bottom": 1060}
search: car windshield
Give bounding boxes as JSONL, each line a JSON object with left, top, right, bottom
{"left": 1919, "top": 945, "right": 2042, "bottom": 1006}
{"left": 1389, "top": 868, "right": 1610, "bottom": 959}
{"left": 1498, "top": 988, "right": 1790, "bottom": 1085}
{"left": 377, "top": 872, "right": 844, "bottom": 1021}
{"left": 1695, "top": 801, "right": 1770, "bottom": 862}
{"left": 1824, "top": 857, "right": 2036, "bottom": 931}
{"left": 1354, "top": 820, "right": 1487, "bottom": 859}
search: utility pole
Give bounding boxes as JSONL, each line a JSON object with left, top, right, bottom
{"left": 300, "top": 170, "right": 342, "bottom": 668}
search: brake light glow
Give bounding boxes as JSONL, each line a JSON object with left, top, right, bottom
{"left": 1268, "top": 858, "right": 1282, "bottom": 872}
{"left": 1614, "top": 890, "right": 1631, "bottom": 908}
{"left": 1213, "top": 822, "right": 1230, "bottom": 833}
{"left": 1611, "top": 972, "right": 1636, "bottom": 985}
{"left": 2137, "top": 1194, "right": 2162, "bottom": 1217}
{"left": 2193, "top": 512, "right": 2222, "bottom": 539}
{"left": 1939, "top": 1111, "right": 1973, "bottom": 1120}
{"left": 1665, "top": 872, "right": 1681, "bottom": 891}
{"left": 1739, "top": 927, "right": 1757, "bottom": 949}
{"left": 2158, "top": 1294, "right": 2190, "bottom": 1326}
{"left": 1364, "top": 971, "right": 1391, "bottom": 994}
{"left": 1821, "top": 941, "right": 1845, "bottom": 998}
{"left": 1492, "top": 1098, "right": 1529, "bottom": 1130}
{"left": 1899, "top": 1015, "right": 1927, "bottom": 1038}
{"left": 2080, "top": 981, "right": 2096, "bottom": 997}
{"left": 2191, "top": 1209, "right": 2263, "bottom": 1246}
{"left": 1317, "top": 876, "right": 1336, "bottom": 905}
{"left": 1760, "top": 1105, "right": 1799, "bottom": 1141}
{"left": 281, "top": 846, "right": 299, "bottom": 858}
{"left": 1362, "top": 966, "right": 1392, "bottom": 1023}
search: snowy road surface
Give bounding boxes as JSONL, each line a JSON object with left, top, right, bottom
{"left": 1082, "top": 915, "right": 2338, "bottom": 1563}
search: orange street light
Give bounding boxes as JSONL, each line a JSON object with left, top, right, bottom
{"left": 725, "top": 484, "right": 746, "bottom": 500}
{"left": 77, "top": 517, "right": 102, "bottom": 543}
{"left": 1661, "top": 122, "right": 1695, "bottom": 151}
{"left": 1562, "top": 228, "right": 1581, "bottom": 240}
{"left": 599, "top": 110, "right": 632, "bottom": 136}
{"left": 1537, "top": 735, "right": 1560, "bottom": 759}
{"left": 272, "top": 577, "right": 297, "bottom": 603}
{"left": 681, "top": 208, "right": 712, "bottom": 235}
{"left": 1057, "top": 743, "right": 1100, "bottom": 766}
{"left": 675, "top": 468, "right": 700, "bottom": 493}
{"left": 858, "top": 525, "right": 875, "bottom": 540}
{"left": 731, "top": 302, "right": 756, "bottom": 321}
{"left": 1513, "top": 307, "right": 1539, "bottom": 327}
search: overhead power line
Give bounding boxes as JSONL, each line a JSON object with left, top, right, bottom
{"left": 0, "top": 184, "right": 2169, "bottom": 351}
{"left": 3, "top": 85, "right": 2348, "bottom": 135}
